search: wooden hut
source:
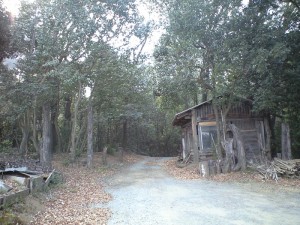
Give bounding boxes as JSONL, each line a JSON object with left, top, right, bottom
{"left": 173, "top": 98, "right": 270, "bottom": 164}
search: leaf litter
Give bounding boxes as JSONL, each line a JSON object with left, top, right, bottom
{"left": 30, "top": 152, "right": 141, "bottom": 225}
{"left": 163, "top": 158, "right": 300, "bottom": 192}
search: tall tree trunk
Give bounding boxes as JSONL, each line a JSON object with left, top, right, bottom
{"left": 281, "top": 122, "right": 292, "bottom": 160}
{"left": 0, "top": 121, "right": 2, "bottom": 142}
{"left": 122, "top": 118, "right": 128, "bottom": 151}
{"left": 212, "top": 103, "right": 222, "bottom": 160}
{"left": 87, "top": 101, "right": 93, "bottom": 168}
{"left": 191, "top": 109, "right": 199, "bottom": 163}
{"left": 54, "top": 119, "right": 62, "bottom": 153}
{"left": 269, "top": 115, "right": 276, "bottom": 157}
{"left": 19, "top": 110, "right": 30, "bottom": 158}
{"left": 12, "top": 123, "right": 18, "bottom": 148}
{"left": 96, "top": 121, "right": 102, "bottom": 151}
{"left": 229, "top": 124, "right": 246, "bottom": 171}
{"left": 220, "top": 110, "right": 227, "bottom": 142}
{"left": 70, "top": 83, "right": 82, "bottom": 162}
{"left": 63, "top": 96, "right": 72, "bottom": 152}
{"left": 202, "top": 92, "right": 207, "bottom": 102}
{"left": 50, "top": 98, "right": 61, "bottom": 153}
{"left": 49, "top": 113, "right": 54, "bottom": 154}
{"left": 193, "top": 91, "right": 198, "bottom": 105}
{"left": 75, "top": 116, "right": 87, "bottom": 154}
{"left": 41, "top": 102, "right": 52, "bottom": 167}
{"left": 220, "top": 100, "right": 234, "bottom": 170}
{"left": 264, "top": 118, "right": 272, "bottom": 160}
{"left": 106, "top": 120, "right": 110, "bottom": 145}
{"left": 27, "top": 13, "right": 38, "bottom": 156}
{"left": 32, "top": 103, "right": 40, "bottom": 154}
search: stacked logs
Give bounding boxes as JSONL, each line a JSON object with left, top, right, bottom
{"left": 251, "top": 158, "right": 300, "bottom": 181}
{"left": 272, "top": 158, "right": 300, "bottom": 178}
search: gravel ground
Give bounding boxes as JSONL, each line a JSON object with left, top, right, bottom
{"left": 102, "top": 157, "right": 300, "bottom": 225}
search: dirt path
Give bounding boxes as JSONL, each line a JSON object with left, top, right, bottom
{"left": 98, "top": 157, "right": 300, "bottom": 225}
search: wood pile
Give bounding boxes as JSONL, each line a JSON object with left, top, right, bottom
{"left": 272, "top": 158, "right": 300, "bottom": 178}
{"left": 250, "top": 158, "right": 300, "bottom": 181}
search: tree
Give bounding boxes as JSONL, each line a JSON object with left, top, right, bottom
{"left": 0, "top": 0, "right": 11, "bottom": 145}
{"left": 154, "top": 0, "right": 300, "bottom": 161}
{"left": 9, "top": 0, "right": 142, "bottom": 165}
{"left": 235, "top": 0, "right": 300, "bottom": 158}
{"left": 154, "top": 0, "right": 245, "bottom": 162}
{"left": 0, "top": 0, "right": 11, "bottom": 62}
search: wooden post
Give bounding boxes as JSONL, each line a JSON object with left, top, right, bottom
{"left": 229, "top": 124, "right": 246, "bottom": 171}
{"left": 263, "top": 118, "right": 272, "bottom": 160}
{"left": 192, "top": 109, "right": 199, "bottom": 164}
{"left": 182, "top": 137, "right": 186, "bottom": 159}
{"left": 199, "top": 160, "right": 209, "bottom": 177}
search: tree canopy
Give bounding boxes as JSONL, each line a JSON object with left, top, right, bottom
{"left": 153, "top": 0, "right": 300, "bottom": 157}
{"left": 0, "top": 0, "right": 299, "bottom": 164}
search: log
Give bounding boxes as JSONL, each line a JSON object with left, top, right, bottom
{"left": 250, "top": 158, "right": 300, "bottom": 181}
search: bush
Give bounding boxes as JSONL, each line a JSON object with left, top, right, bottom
{"left": 0, "top": 140, "right": 12, "bottom": 153}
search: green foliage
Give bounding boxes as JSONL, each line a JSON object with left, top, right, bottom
{"left": 3, "top": 0, "right": 299, "bottom": 160}
{"left": 48, "top": 172, "right": 64, "bottom": 187}
{"left": 0, "top": 139, "right": 12, "bottom": 153}
{"left": 0, "top": 211, "right": 23, "bottom": 225}
{"left": 154, "top": 0, "right": 245, "bottom": 107}
{"left": 153, "top": 0, "right": 300, "bottom": 157}
{"left": 0, "top": 0, "right": 12, "bottom": 62}
{"left": 1, "top": 0, "right": 151, "bottom": 157}
{"left": 62, "top": 158, "right": 71, "bottom": 167}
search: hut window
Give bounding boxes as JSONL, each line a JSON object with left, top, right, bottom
{"left": 199, "top": 125, "right": 217, "bottom": 152}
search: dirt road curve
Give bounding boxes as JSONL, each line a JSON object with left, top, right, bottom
{"left": 100, "top": 157, "right": 300, "bottom": 225}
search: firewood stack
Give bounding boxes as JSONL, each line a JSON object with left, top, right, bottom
{"left": 272, "top": 158, "right": 300, "bottom": 178}
{"left": 250, "top": 158, "right": 300, "bottom": 181}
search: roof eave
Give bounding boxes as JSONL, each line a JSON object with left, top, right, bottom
{"left": 172, "top": 99, "right": 212, "bottom": 126}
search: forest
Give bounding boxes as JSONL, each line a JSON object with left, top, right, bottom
{"left": 0, "top": 0, "right": 299, "bottom": 168}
